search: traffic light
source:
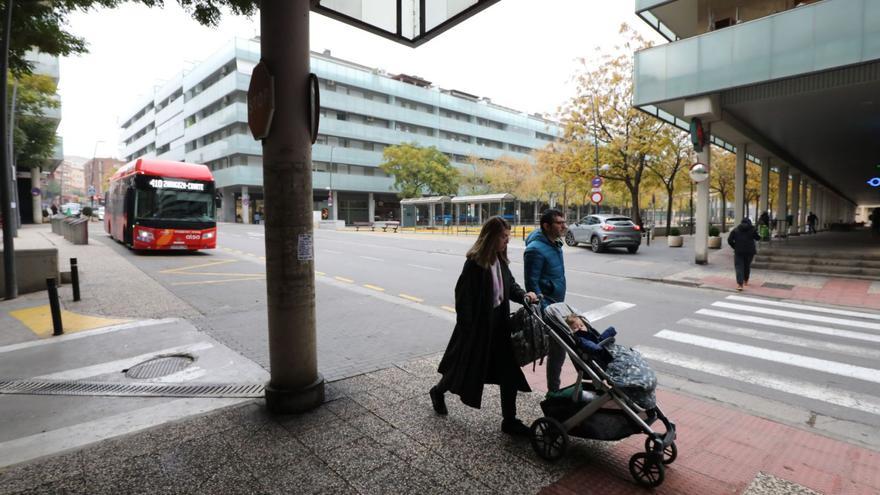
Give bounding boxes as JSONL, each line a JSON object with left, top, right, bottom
{"left": 690, "top": 118, "right": 705, "bottom": 153}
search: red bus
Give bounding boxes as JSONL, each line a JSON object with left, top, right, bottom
{"left": 105, "top": 159, "right": 217, "bottom": 250}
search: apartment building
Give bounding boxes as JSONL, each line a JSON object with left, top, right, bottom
{"left": 119, "top": 38, "right": 560, "bottom": 224}
{"left": 83, "top": 157, "right": 126, "bottom": 202}
{"left": 633, "top": 0, "right": 873, "bottom": 259}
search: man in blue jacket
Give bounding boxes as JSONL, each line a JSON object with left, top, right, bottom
{"left": 524, "top": 208, "right": 567, "bottom": 391}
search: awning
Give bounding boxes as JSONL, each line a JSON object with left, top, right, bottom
{"left": 451, "top": 193, "right": 515, "bottom": 204}
{"left": 399, "top": 196, "right": 452, "bottom": 205}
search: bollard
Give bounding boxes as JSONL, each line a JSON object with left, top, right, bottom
{"left": 46, "top": 278, "right": 63, "bottom": 336}
{"left": 70, "top": 258, "right": 81, "bottom": 302}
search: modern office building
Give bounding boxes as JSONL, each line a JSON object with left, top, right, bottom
{"left": 119, "top": 37, "right": 560, "bottom": 224}
{"left": 18, "top": 51, "right": 64, "bottom": 224}
{"left": 633, "top": 0, "right": 874, "bottom": 259}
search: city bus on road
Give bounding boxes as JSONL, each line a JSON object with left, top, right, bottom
{"left": 105, "top": 159, "right": 217, "bottom": 251}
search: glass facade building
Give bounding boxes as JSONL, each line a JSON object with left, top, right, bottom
{"left": 119, "top": 38, "right": 560, "bottom": 224}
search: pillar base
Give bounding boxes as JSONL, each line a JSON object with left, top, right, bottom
{"left": 265, "top": 374, "right": 325, "bottom": 414}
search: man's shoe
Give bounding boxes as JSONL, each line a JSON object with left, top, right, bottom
{"left": 429, "top": 386, "right": 447, "bottom": 415}
{"left": 501, "top": 418, "right": 531, "bottom": 436}
{"left": 736, "top": 285, "right": 743, "bottom": 291}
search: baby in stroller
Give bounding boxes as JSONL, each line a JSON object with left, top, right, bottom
{"left": 564, "top": 314, "right": 617, "bottom": 367}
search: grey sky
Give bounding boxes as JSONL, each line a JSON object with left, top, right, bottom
{"left": 57, "top": 1, "right": 660, "bottom": 158}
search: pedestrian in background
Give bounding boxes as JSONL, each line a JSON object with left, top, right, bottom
{"left": 807, "top": 211, "right": 817, "bottom": 234}
{"left": 429, "top": 216, "right": 538, "bottom": 436}
{"left": 727, "top": 217, "right": 761, "bottom": 291}
{"left": 523, "top": 208, "right": 568, "bottom": 392}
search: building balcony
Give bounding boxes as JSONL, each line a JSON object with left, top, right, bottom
{"left": 634, "top": 0, "right": 880, "bottom": 107}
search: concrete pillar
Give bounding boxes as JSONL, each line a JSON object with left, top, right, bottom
{"left": 222, "top": 187, "right": 235, "bottom": 222}
{"left": 477, "top": 203, "right": 482, "bottom": 225}
{"left": 799, "top": 179, "right": 808, "bottom": 233}
{"left": 790, "top": 173, "right": 800, "bottom": 234}
{"left": 695, "top": 131, "right": 710, "bottom": 265}
{"left": 368, "top": 192, "right": 375, "bottom": 222}
{"left": 734, "top": 145, "right": 746, "bottom": 226}
{"left": 31, "top": 167, "right": 42, "bottom": 224}
{"left": 331, "top": 190, "right": 338, "bottom": 221}
{"left": 759, "top": 157, "right": 770, "bottom": 219}
{"left": 429, "top": 203, "right": 435, "bottom": 228}
{"left": 260, "top": 0, "right": 324, "bottom": 413}
{"left": 241, "top": 186, "right": 250, "bottom": 224}
{"left": 776, "top": 164, "right": 788, "bottom": 234}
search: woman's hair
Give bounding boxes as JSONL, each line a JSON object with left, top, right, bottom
{"left": 466, "top": 216, "right": 511, "bottom": 268}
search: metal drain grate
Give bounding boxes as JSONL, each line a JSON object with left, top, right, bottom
{"left": 0, "top": 380, "right": 264, "bottom": 398}
{"left": 125, "top": 354, "right": 194, "bottom": 379}
{"left": 762, "top": 282, "right": 794, "bottom": 290}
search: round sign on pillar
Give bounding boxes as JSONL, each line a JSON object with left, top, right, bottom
{"left": 689, "top": 162, "right": 710, "bottom": 183}
{"left": 31, "top": 187, "right": 41, "bottom": 197}
{"left": 591, "top": 176, "right": 603, "bottom": 188}
{"left": 247, "top": 60, "right": 275, "bottom": 140}
{"left": 590, "top": 191, "right": 604, "bottom": 204}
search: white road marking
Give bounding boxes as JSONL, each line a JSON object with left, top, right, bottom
{"left": 583, "top": 301, "right": 636, "bottom": 323}
{"left": 34, "top": 342, "right": 215, "bottom": 381}
{"left": 359, "top": 256, "right": 384, "bottom": 262}
{"left": 711, "top": 301, "right": 880, "bottom": 331}
{"left": 317, "top": 276, "right": 455, "bottom": 323}
{"left": 678, "top": 318, "right": 880, "bottom": 361}
{"left": 0, "top": 397, "right": 247, "bottom": 468}
{"left": 726, "top": 295, "right": 880, "bottom": 321}
{"left": 637, "top": 346, "right": 880, "bottom": 417}
{"left": 567, "top": 291, "right": 617, "bottom": 303}
{"left": 0, "top": 319, "right": 181, "bottom": 355}
{"left": 655, "top": 330, "right": 880, "bottom": 384}
{"left": 696, "top": 309, "right": 880, "bottom": 344}
{"left": 407, "top": 263, "right": 441, "bottom": 272}
{"left": 324, "top": 249, "right": 343, "bottom": 254}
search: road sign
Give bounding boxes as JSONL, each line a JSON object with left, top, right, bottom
{"left": 591, "top": 187, "right": 602, "bottom": 193}
{"left": 590, "top": 191, "right": 604, "bottom": 204}
{"left": 247, "top": 60, "right": 275, "bottom": 140}
{"left": 591, "top": 176, "right": 603, "bottom": 188}
{"left": 30, "top": 187, "right": 41, "bottom": 197}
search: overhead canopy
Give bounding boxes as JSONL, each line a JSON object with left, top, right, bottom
{"left": 399, "top": 196, "right": 452, "bottom": 205}
{"left": 451, "top": 193, "right": 515, "bottom": 204}
{"left": 311, "top": 0, "right": 500, "bottom": 47}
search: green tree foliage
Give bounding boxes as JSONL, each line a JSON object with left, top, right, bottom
{"left": 710, "top": 148, "right": 736, "bottom": 232}
{"left": 646, "top": 126, "right": 690, "bottom": 230}
{"left": 0, "top": 0, "right": 257, "bottom": 76}
{"left": 9, "top": 73, "right": 59, "bottom": 169}
{"left": 379, "top": 143, "right": 459, "bottom": 198}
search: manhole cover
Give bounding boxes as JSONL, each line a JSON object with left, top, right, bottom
{"left": 125, "top": 354, "right": 194, "bottom": 379}
{"left": 762, "top": 282, "right": 794, "bottom": 290}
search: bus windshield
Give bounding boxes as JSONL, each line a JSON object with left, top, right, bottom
{"left": 135, "top": 188, "right": 215, "bottom": 222}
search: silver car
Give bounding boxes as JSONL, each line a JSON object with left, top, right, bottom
{"left": 565, "top": 214, "right": 642, "bottom": 253}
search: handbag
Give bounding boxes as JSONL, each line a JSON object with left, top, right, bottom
{"left": 509, "top": 303, "right": 550, "bottom": 367}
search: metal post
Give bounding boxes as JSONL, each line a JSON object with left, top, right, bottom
{"left": 0, "top": 0, "right": 16, "bottom": 299}
{"left": 70, "top": 258, "right": 80, "bottom": 302}
{"left": 261, "top": 1, "right": 324, "bottom": 413}
{"left": 46, "top": 278, "right": 63, "bottom": 335}
{"left": 694, "top": 124, "right": 711, "bottom": 264}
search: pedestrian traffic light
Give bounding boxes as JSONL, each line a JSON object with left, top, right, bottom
{"left": 690, "top": 118, "right": 705, "bottom": 153}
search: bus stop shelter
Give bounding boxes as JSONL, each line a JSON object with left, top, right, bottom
{"left": 399, "top": 196, "right": 451, "bottom": 227}
{"left": 452, "top": 193, "right": 516, "bottom": 225}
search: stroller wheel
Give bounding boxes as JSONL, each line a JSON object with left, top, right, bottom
{"left": 629, "top": 452, "right": 665, "bottom": 488}
{"left": 645, "top": 438, "right": 678, "bottom": 465}
{"left": 530, "top": 417, "right": 569, "bottom": 462}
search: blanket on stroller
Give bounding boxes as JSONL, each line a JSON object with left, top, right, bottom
{"left": 605, "top": 344, "right": 657, "bottom": 409}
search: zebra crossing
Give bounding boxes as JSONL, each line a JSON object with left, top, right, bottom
{"left": 638, "top": 294, "right": 880, "bottom": 418}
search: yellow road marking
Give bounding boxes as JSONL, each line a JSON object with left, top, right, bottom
{"left": 160, "top": 259, "right": 236, "bottom": 274}
{"left": 315, "top": 271, "right": 326, "bottom": 276}
{"left": 335, "top": 276, "right": 354, "bottom": 283}
{"left": 171, "top": 276, "right": 265, "bottom": 286}
{"left": 399, "top": 293, "right": 423, "bottom": 303}
{"left": 259, "top": 256, "right": 266, "bottom": 261}
{"left": 364, "top": 284, "right": 385, "bottom": 292}
{"left": 10, "top": 306, "right": 129, "bottom": 338}
{"left": 165, "top": 271, "right": 264, "bottom": 277}
{"left": 441, "top": 305, "right": 456, "bottom": 313}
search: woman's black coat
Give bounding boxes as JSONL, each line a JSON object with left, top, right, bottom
{"left": 727, "top": 222, "right": 760, "bottom": 255}
{"left": 437, "top": 258, "right": 531, "bottom": 409}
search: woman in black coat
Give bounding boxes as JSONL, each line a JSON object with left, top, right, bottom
{"left": 429, "top": 216, "right": 538, "bottom": 436}
{"left": 727, "top": 217, "right": 761, "bottom": 291}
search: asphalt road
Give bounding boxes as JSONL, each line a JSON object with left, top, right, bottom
{"left": 96, "top": 223, "right": 880, "bottom": 438}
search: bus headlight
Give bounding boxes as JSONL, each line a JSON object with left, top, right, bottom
{"left": 137, "top": 229, "right": 154, "bottom": 242}
{"left": 203, "top": 231, "right": 215, "bottom": 239}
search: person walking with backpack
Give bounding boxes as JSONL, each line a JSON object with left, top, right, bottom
{"left": 727, "top": 217, "right": 761, "bottom": 291}
{"left": 429, "top": 216, "right": 538, "bottom": 436}
{"left": 523, "top": 208, "right": 568, "bottom": 392}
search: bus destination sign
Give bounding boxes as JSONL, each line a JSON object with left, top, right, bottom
{"left": 149, "top": 179, "right": 205, "bottom": 191}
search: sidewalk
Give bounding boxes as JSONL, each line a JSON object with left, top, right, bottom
{"left": 2, "top": 224, "right": 879, "bottom": 494}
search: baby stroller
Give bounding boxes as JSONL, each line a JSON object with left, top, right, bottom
{"left": 527, "top": 302, "right": 677, "bottom": 488}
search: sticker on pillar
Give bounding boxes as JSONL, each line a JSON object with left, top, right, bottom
{"left": 868, "top": 177, "right": 880, "bottom": 187}
{"left": 298, "top": 234, "right": 313, "bottom": 261}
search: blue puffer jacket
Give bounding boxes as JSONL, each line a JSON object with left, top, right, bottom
{"left": 523, "top": 229, "right": 566, "bottom": 307}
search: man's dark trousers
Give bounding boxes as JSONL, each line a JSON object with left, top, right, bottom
{"left": 735, "top": 252, "right": 755, "bottom": 286}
